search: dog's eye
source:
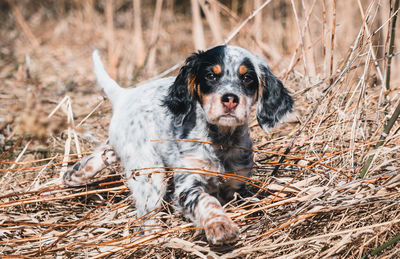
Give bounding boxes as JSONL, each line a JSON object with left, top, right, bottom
{"left": 206, "top": 72, "right": 217, "bottom": 81}
{"left": 242, "top": 74, "right": 254, "bottom": 84}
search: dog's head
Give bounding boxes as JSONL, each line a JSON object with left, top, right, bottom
{"left": 165, "top": 45, "right": 293, "bottom": 131}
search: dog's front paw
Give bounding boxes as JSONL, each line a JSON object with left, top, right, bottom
{"left": 62, "top": 162, "right": 85, "bottom": 187}
{"left": 204, "top": 214, "right": 239, "bottom": 244}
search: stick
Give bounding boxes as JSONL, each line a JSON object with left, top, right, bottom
{"left": 359, "top": 99, "right": 400, "bottom": 178}
{"left": 385, "top": 0, "right": 400, "bottom": 90}
{"left": 223, "top": 0, "right": 272, "bottom": 44}
{"left": 329, "top": 0, "right": 336, "bottom": 85}
{"left": 290, "top": 0, "right": 308, "bottom": 84}
{"left": 357, "top": 0, "right": 384, "bottom": 83}
{"left": 106, "top": 0, "right": 117, "bottom": 79}
{"left": 199, "top": 0, "right": 223, "bottom": 43}
{"left": 362, "top": 232, "right": 400, "bottom": 258}
{"left": 7, "top": 0, "right": 40, "bottom": 49}
{"left": 132, "top": 0, "right": 145, "bottom": 67}
{"left": 4, "top": 140, "right": 31, "bottom": 179}
{"left": 191, "top": 0, "right": 206, "bottom": 50}
{"left": 147, "top": 0, "right": 163, "bottom": 74}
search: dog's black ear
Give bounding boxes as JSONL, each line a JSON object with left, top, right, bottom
{"left": 164, "top": 52, "right": 201, "bottom": 126}
{"left": 256, "top": 63, "right": 293, "bottom": 132}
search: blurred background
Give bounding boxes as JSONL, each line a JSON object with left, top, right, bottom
{"left": 1, "top": 0, "right": 398, "bottom": 87}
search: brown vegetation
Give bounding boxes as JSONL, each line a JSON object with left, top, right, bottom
{"left": 0, "top": 0, "right": 400, "bottom": 258}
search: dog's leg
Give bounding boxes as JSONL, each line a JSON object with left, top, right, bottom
{"left": 63, "top": 140, "right": 118, "bottom": 186}
{"left": 219, "top": 148, "right": 253, "bottom": 201}
{"left": 173, "top": 158, "right": 239, "bottom": 244}
{"left": 124, "top": 153, "right": 167, "bottom": 234}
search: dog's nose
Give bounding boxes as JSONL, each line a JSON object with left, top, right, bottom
{"left": 221, "top": 93, "right": 239, "bottom": 110}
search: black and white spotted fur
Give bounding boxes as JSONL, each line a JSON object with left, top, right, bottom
{"left": 63, "top": 45, "right": 293, "bottom": 244}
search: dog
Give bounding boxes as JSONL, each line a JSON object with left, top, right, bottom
{"left": 63, "top": 45, "right": 293, "bottom": 244}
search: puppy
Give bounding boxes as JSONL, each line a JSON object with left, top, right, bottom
{"left": 63, "top": 45, "right": 293, "bottom": 244}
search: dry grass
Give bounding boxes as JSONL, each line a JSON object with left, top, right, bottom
{"left": 1, "top": 1, "right": 400, "bottom": 258}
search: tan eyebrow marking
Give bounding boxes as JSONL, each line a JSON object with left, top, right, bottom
{"left": 212, "top": 64, "right": 222, "bottom": 75}
{"left": 239, "top": 65, "right": 248, "bottom": 75}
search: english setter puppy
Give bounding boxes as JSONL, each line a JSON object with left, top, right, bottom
{"left": 63, "top": 45, "right": 293, "bottom": 244}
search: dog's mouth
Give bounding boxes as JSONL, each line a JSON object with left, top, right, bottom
{"left": 218, "top": 113, "right": 239, "bottom": 120}
{"left": 220, "top": 113, "right": 236, "bottom": 118}
{"left": 215, "top": 113, "right": 245, "bottom": 126}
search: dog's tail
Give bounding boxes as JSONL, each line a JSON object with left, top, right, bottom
{"left": 92, "top": 50, "right": 123, "bottom": 104}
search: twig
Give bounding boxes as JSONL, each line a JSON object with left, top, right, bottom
{"left": 106, "top": 0, "right": 117, "bottom": 79}
{"left": 357, "top": 0, "right": 384, "bottom": 83}
{"left": 28, "top": 155, "right": 57, "bottom": 191}
{"left": 385, "top": 0, "right": 399, "bottom": 90}
{"left": 4, "top": 140, "right": 31, "bottom": 179}
{"left": 0, "top": 152, "right": 90, "bottom": 165}
{"left": 147, "top": 0, "right": 163, "bottom": 74}
{"left": 164, "top": 238, "right": 220, "bottom": 258}
{"left": 362, "top": 232, "right": 400, "bottom": 258}
{"left": 282, "top": 1, "right": 318, "bottom": 81}
{"left": 359, "top": 99, "right": 400, "bottom": 178}
{"left": 329, "top": 0, "right": 336, "bottom": 84}
{"left": 131, "top": 42, "right": 156, "bottom": 83}
{"left": 48, "top": 96, "right": 68, "bottom": 118}
{"left": 191, "top": 0, "right": 206, "bottom": 50}
{"left": 67, "top": 97, "right": 82, "bottom": 159}
{"left": 223, "top": 0, "right": 272, "bottom": 44}
{"left": 303, "top": 0, "right": 318, "bottom": 80}
{"left": 290, "top": 0, "right": 308, "bottom": 85}
{"left": 253, "top": 0, "right": 263, "bottom": 44}
{"left": 0, "top": 137, "right": 22, "bottom": 161}
{"left": 76, "top": 97, "right": 106, "bottom": 127}
{"left": 7, "top": 0, "right": 40, "bottom": 49}
{"left": 199, "top": 0, "right": 223, "bottom": 43}
{"left": 251, "top": 212, "right": 317, "bottom": 241}
{"left": 132, "top": 0, "right": 145, "bottom": 67}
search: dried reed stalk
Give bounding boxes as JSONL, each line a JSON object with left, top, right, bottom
{"left": 106, "top": 0, "right": 118, "bottom": 79}
{"left": 7, "top": 0, "right": 40, "bottom": 50}
{"left": 329, "top": 0, "right": 336, "bottom": 83}
{"left": 83, "top": 0, "right": 94, "bottom": 23}
{"left": 290, "top": 0, "right": 309, "bottom": 85}
{"left": 385, "top": 0, "right": 400, "bottom": 90}
{"left": 302, "top": 0, "right": 317, "bottom": 81}
{"left": 147, "top": 0, "right": 163, "bottom": 74}
{"left": 224, "top": 0, "right": 272, "bottom": 44}
{"left": 323, "top": 0, "right": 334, "bottom": 79}
{"left": 191, "top": 0, "right": 206, "bottom": 50}
{"left": 132, "top": 0, "right": 146, "bottom": 67}
{"left": 363, "top": 232, "right": 400, "bottom": 258}
{"left": 199, "top": 0, "right": 223, "bottom": 43}
{"left": 357, "top": 0, "right": 384, "bottom": 83}
{"left": 253, "top": 0, "right": 263, "bottom": 44}
{"left": 359, "top": 99, "right": 400, "bottom": 178}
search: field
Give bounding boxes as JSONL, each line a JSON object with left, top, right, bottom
{"left": 1, "top": 0, "right": 400, "bottom": 258}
